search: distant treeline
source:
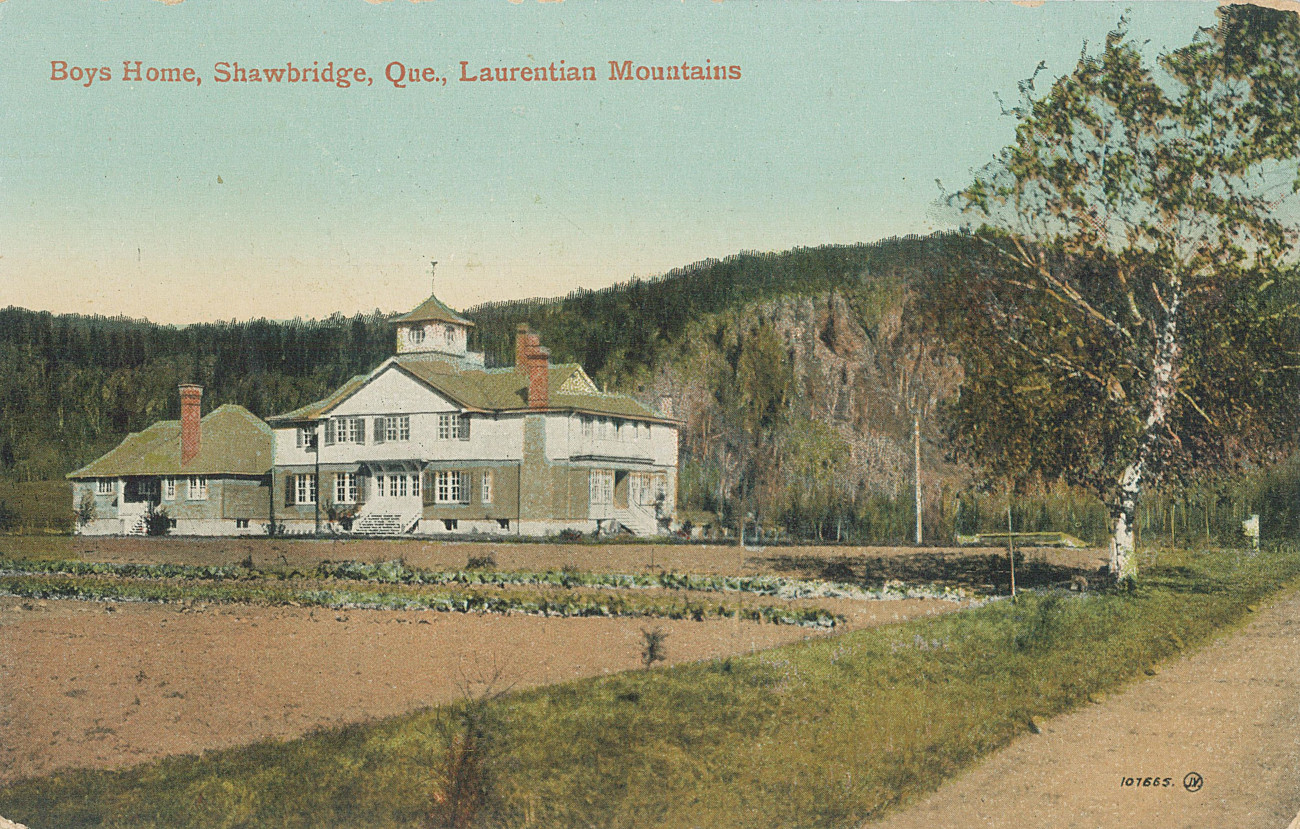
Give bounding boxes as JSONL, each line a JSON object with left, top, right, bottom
{"left": 0, "top": 308, "right": 395, "bottom": 480}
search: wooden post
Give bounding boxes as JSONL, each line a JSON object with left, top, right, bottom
{"left": 1007, "top": 491, "right": 1016, "bottom": 600}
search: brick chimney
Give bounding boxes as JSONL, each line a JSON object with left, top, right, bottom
{"left": 179, "top": 384, "right": 203, "bottom": 465}
{"left": 515, "top": 325, "right": 549, "bottom": 409}
{"left": 526, "top": 344, "right": 550, "bottom": 409}
{"left": 515, "top": 324, "right": 541, "bottom": 367}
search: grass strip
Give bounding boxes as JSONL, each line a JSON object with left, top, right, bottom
{"left": 1, "top": 545, "right": 1294, "bottom": 829}
{"left": 0, "top": 573, "right": 842, "bottom": 628}
{"left": 0, "top": 556, "right": 971, "bottom": 602}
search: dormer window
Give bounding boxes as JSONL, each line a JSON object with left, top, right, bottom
{"left": 409, "top": 327, "right": 425, "bottom": 345}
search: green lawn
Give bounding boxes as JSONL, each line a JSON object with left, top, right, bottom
{"left": 1, "top": 545, "right": 1294, "bottom": 829}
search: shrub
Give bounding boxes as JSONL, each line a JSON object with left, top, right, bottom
{"left": 467, "top": 553, "right": 497, "bottom": 570}
{"left": 640, "top": 626, "right": 668, "bottom": 668}
{"left": 143, "top": 504, "right": 170, "bottom": 537}
{"left": 556, "top": 528, "right": 584, "bottom": 543}
{"left": 0, "top": 499, "right": 17, "bottom": 532}
{"left": 75, "top": 491, "right": 96, "bottom": 527}
{"left": 427, "top": 727, "right": 486, "bottom": 829}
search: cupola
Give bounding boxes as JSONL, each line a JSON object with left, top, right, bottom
{"left": 392, "top": 293, "right": 474, "bottom": 358}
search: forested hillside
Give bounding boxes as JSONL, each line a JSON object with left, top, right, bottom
{"left": 2, "top": 231, "right": 1287, "bottom": 543}
{"left": 0, "top": 233, "right": 965, "bottom": 483}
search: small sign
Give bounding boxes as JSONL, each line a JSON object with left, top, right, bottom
{"left": 1242, "top": 514, "right": 1260, "bottom": 551}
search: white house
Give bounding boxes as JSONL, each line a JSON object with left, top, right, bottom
{"left": 266, "top": 293, "right": 679, "bottom": 536}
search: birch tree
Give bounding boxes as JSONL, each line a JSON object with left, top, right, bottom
{"left": 943, "top": 8, "right": 1300, "bottom": 582}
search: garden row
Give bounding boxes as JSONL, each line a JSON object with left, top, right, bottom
{"left": 0, "top": 556, "right": 975, "bottom": 601}
{"left": 0, "top": 572, "right": 843, "bottom": 628}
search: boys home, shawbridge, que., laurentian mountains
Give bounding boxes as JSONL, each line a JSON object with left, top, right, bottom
{"left": 67, "top": 292, "right": 680, "bottom": 538}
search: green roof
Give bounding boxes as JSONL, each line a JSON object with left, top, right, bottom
{"left": 267, "top": 374, "right": 368, "bottom": 423}
{"left": 392, "top": 294, "right": 474, "bottom": 327}
{"left": 68, "top": 405, "right": 273, "bottom": 479}
{"left": 397, "top": 357, "right": 665, "bottom": 420}
{"left": 268, "top": 355, "right": 672, "bottom": 423}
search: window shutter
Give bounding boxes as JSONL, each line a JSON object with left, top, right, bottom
{"left": 460, "top": 471, "right": 471, "bottom": 504}
{"left": 374, "top": 417, "right": 386, "bottom": 444}
{"left": 423, "top": 470, "right": 435, "bottom": 506}
{"left": 355, "top": 418, "right": 366, "bottom": 445}
{"left": 356, "top": 474, "right": 367, "bottom": 505}
{"left": 324, "top": 419, "right": 335, "bottom": 446}
{"left": 296, "top": 428, "right": 303, "bottom": 449}
{"left": 284, "top": 474, "right": 296, "bottom": 507}
{"left": 460, "top": 415, "right": 471, "bottom": 441}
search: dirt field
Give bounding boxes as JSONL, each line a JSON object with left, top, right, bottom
{"left": 0, "top": 592, "right": 961, "bottom": 784}
{"left": 0, "top": 539, "right": 1103, "bottom": 786}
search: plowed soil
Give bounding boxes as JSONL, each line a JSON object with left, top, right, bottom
{"left": 0, "top": 593, "right": 955, "bottom": 784}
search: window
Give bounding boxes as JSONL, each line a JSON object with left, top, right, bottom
{"left": 335, "top": 472, "right": 357, "bottom": 504}
{"left": 581, "top": 416, "right": 593, "bottom": 438}
{"left": 297, "top": 426, "right": 317, "bottom": 449}
{"left": 411, "top": 472, "right": 421, "bottom": 498}
{"left": 328, "top": 417, "right": 365, "bottom": 445}
{"left": 296, "top": 474, "right": 316, "bottom": 505}
{"left": 409, "top": 326, "right": 425, "bottom": 344}
{"left": 589, "top": 470, "right": 613, "bottom": 505}
{"left": 443, "top": 518, "right": 458, "bottom": 531}
{"left": 438, "top": 413, "right": 470, "bottom": 440}
{"left": 444, "top": 325, "right": 456, "bottom": 345}
{"left": 163, "top": 477, "right": 176, "bottom": 500}
{"left": 97, "top": 479, "right": 114, "bottom": 495}
{"left": 631, "top": 472, "right": 666, "bottom": 506}
{"left": 497, "top": 518, "right": 510, "bottom": 530}
{"left": 435, "top": 471, "right": 469, "bottom": 504}
{"left": 375, "top": 474, "right": 387, "bottom": 497}
{"left": 385, "top": 415, "right": 411, "bottom": 442}
{"left": 188, "top": 476, "right": 208, "bottom": 501}
{"left": 236, "top": 518, "right": 249, "bottom": 529}
{"left": 481, "top": 470, "right": 493, "bottom": 504}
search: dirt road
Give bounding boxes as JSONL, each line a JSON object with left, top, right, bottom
{"left": 868, "top": 589, "right": 1300, "bottom": 829}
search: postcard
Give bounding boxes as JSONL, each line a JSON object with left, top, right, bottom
{"left": 2, "top": 2, "right": 1297, "bottom": 828}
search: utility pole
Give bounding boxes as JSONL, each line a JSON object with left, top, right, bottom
{"left": 914, "top": 415, "right": 923, "bottom": 545}
{"left": 312, "top": 424, "right": 321, "bottom": 536}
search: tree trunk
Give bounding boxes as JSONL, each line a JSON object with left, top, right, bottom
{"left": 914, "top": 415, "right": 923, "bottom": 545}
{"left": 1109, "top": 287, "right": 1183, "bottom": 583}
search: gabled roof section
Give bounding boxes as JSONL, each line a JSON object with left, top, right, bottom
{"left": 394, "top": 356, "right": 668, "bottom": 421}
{"left": 266, "top": 374, "right": 369, "bottom": 424}
{"left": 68, "top": 405, "right": 273, "bottom": 479}
{"left": 392, "top": 294, "right": 475, "bottom": 327}
{"left": 266, "top": 356, "right": 673, "bottom": 424}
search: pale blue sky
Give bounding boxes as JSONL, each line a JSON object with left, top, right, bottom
{"left": 0, "top": 0, "right": 1220, "bottom": 323}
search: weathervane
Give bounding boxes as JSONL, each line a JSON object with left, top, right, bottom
{"left": 430, "top": 260, "right": 438, "bottom": 295}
